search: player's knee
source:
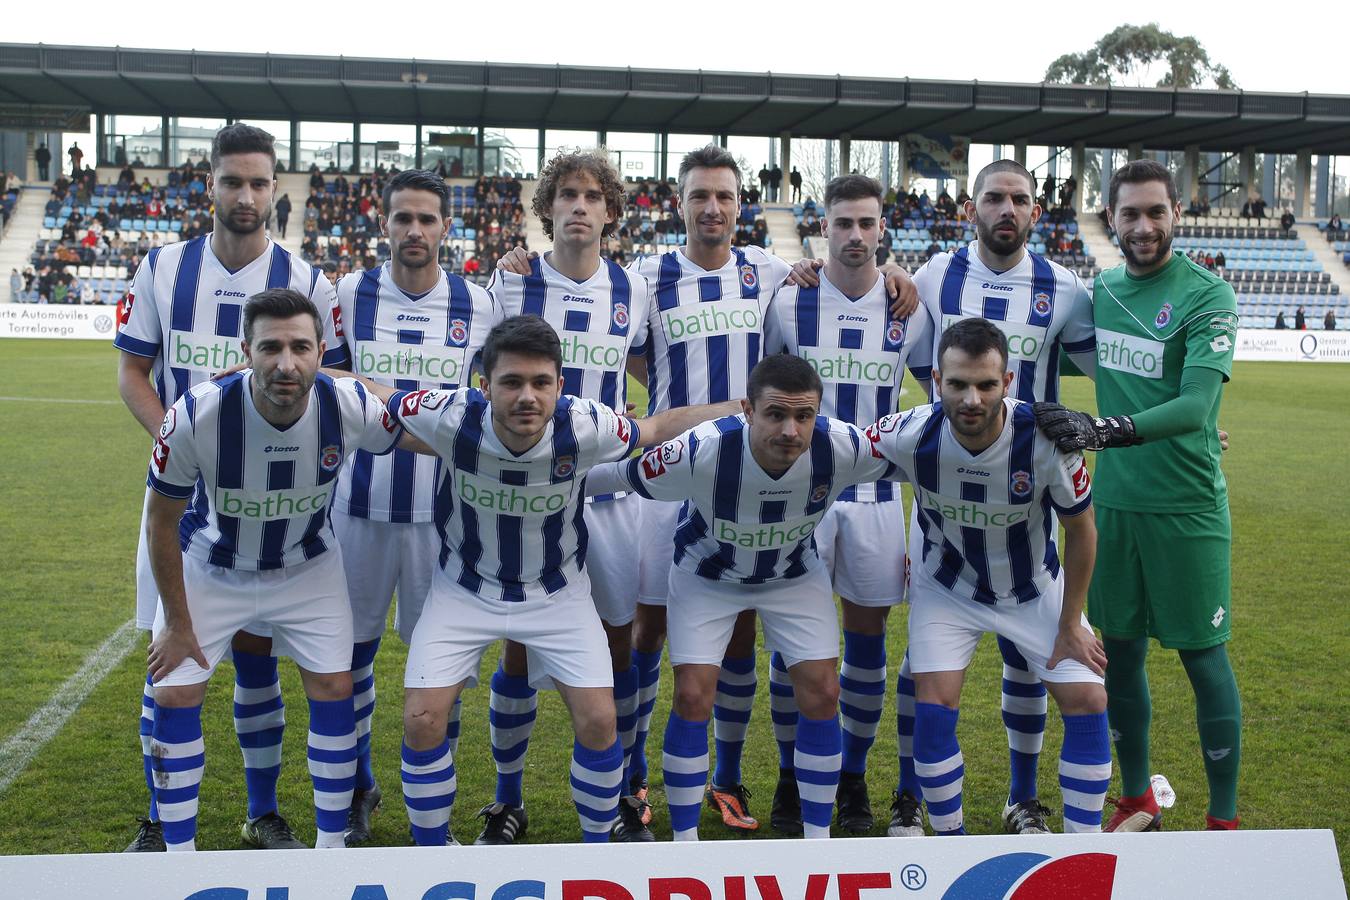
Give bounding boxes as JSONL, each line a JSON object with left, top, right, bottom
{"left": 672, "top": 679, "right": 715, "bottom": 721}
{"left": 573, "top": 709, "right": 618, "bottom": 751}
{"left": 403, "top": 703, "right": 446, "bottom": 750}
{"left": 841, "top": 599, "right": 888, "bottom": 635}
{"left": 501, "top": 640, "right": 529, "bottom": 677}
{"left": 633, "top": 604, "right": 666, "bottom": 651}
{"left": 794, "top": 674, "right": 840, "bottom": 720}
{"left": 153, "top": 682, "right": 205, "bottom": 709}
{"left": 1058, "top": 685, "right": 1107, "bottom": 717}
{"left": 231, "top": 630, "right": 273, "bottom": 655}
{"left": 304, "top": 671, "right": 353, "bottom": 702}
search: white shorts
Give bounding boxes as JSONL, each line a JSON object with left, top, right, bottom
{"left": 331, "top": 509, "right": 439, "bottom": 644}
{"left": 815, "top": 499, "right": 907, "bottom": 606}
{"left": 134, "top": 486, "right": 160, "bottom": 630}
{"left": 667, "top": 564, "right": 839, "bottom": 668}
{"left": 152, "top": 551, "right": 354, "bottom": 687}
{"left": 638, "top": 498, "right": 679, "bottom": 605}
{"left": 905, "top": 563, "right": 1102, "bottom": 685}
{"left": 584, "top": 495, "right": 641, "bottom": 626}
{"left": 405, "top": 568, "right": 614, "bottom": 691}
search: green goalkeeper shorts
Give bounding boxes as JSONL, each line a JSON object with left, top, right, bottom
{"left": 1088, "top": 504, "right": 1232, "bottom": 649}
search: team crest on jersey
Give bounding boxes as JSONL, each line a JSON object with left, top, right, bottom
{"left": 419, "top": 390, "right": 449, "bottom": 411}
{"left": 613, "top": 302, "right": 629, "bottom": 328}
{"left": 1155, "top": 302, "right": 1173, "bottom": 330}
{"left": 553, "top": 455, "right": 576, "bottom": 479}
{"left": 811, "top": 483, "right": 830, "bottom": 504}
{"left": 1033, "top": 295, "right": 1051, "bottom": 315}
{"left": 159, "top": 408, "right": 177, "bottom": 439}
{"left": 740, "top": 265, "right": 758, "bottom": 289}
{"left": 1010, "top": 469, "right": 1033, "bottom": 498}
{"left": 449, "top": 318, "right": 469, "bottom": 346}
{"left": 886, "top": 319, "right": 906, "bottom": 347}
{"left": 321, "top": 445, "right": 341, "bottom": 472}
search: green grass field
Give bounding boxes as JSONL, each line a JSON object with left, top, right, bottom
{"left": 0, "top": 339, "right": 1345, "bottom": 871}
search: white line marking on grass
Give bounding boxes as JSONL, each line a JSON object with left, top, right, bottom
{"left": 0, "top": 395, "right": 121, "bottom": 405}
{"left": 0, "top": 618, "right": 140, "bottom": 796}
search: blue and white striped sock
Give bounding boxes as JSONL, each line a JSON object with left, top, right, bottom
{"left": 232, "top": 649, "right": 285, "bottom": 820}
{"left": 998, "top": 636, "right": 1046, "bottom": 805}
{"left": 139, "top": 673, "right": 158, "bottom": 820}
{"left": 446, "top": 697, "right": 463, "bottom": 758}
{"left": 895, "top": 652, "right": 922, "bottom": 797}
{"left": 840, "top": 632, "right": 886, "bottom": 776}
{"left": 307, "top": 697, "right": 357, "bottom": 848}
{"left": 662, "top": 712, "right": 709, "bottom": 841}
{"left": 1059, "top": 712, "right": 1111, "bottom": 833}
{"left": 914, "top": 702, "right": 964, "bottom": 835}
{"left": 794, "top": 714, "right": 843, "bottom": 839}
{"left": 571, "top": 738, "right": 624, "bottom": 842}
{"left": 712, "top": 652, "right": 756, "bottom": 788}
{"left": 352, "top": 638, "right": 380, "bottom": 793}
{"left": 628, "top": 647, "right": 663, "bottom": 787}
{"left": 769, "top": 651, "right": 798, "bottom": 771}
{"left": 151, "top": 703, "right": 205, "bottom": 851}
{"left": 402, "top": 740, "right": 456, "bottom": 846}
{"left": 613, "top": 666, "right": 639, "bottom": 790}
{"left": 489, "top": 664, "right": 537, "bottom": 807}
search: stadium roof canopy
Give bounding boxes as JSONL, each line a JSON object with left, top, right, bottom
{"left": 2, "top": 42, "right": 1348, "bottom": 154}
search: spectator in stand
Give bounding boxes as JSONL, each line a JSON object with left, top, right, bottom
{"left": 1241, "top": 195, "right": 1266, "bottom": 219}
{"left": 1214, "top": 250, "right": 1226, "bottom": 270}
{"left": 926, "top": 239, "right": 942, "bottom": 260}
{"left": 1280, "top": 209, "right": 1295, "bottom": 233}
{"left": 1328, "top": 214, "right": 1344, "bottom": 238}
{"left": 276, "top": 193, "right": 292, "bottom": 239}
{"left": 1274, "top": 310, "right": 1287, "bottom": 329}
{"left": 769, "top": 164, "right": 782, "bottom": 202}
{"left": 759, "top": 164, "right": 771, "bottom": 201}
{"left": 9, "top": 268, "right": 20, "bottom": 302}
{"left": 875, "top": 236, "right": 890, "bottom": 267}
{"left": 1326, "top": 310, "right": 1337, "bottom": 330}
{"left": 1186, "top": 191, "right": 1211, "bottom": 217}
{"left": 462, "top": 255, "right": 481, "bottom": 276}
{"left": 1040, "top": 173, "right": 1055, "bottom": 210}
{"left": 1295, "top": 305, "right": 1307, "bottom": 330}
{"left": 790, "top": 166, "right": 802, "bottom": 202}
{"left": 67, "top": 142, "right": 83, "bottom": 177}
{"left": 1059, "top": 175, "right": 1077, "bottom": 209}
{"left": 35, "top": 143, "right": 51, "bottom": 180}
{"left": 796, "top": 211, "right": 820, "bottom": 239}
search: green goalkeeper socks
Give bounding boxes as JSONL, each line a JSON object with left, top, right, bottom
{"left": 1179, "top": 644, "right": 1242, "bottom": 821}
{"left": 1103, "top": 636, "right": 1153, "bottom": 798}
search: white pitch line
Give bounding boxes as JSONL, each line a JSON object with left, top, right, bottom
{"left": 0, "top": 618, "right": 140, "bottom": 796}
{"left": 0, "top": 395, "right": 121, "bottom": 405}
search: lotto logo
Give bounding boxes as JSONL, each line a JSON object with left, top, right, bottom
{"left": 331, "top": 305, "right": 345, "bottom": 339}
{"left": 116, "top": 292, "right": 134, "bottom": 328}
{"left": 942, "top": 851, "right": 1117, "bottom": 899}
{"left": 400, "top": 391, "right": 423, "bottom": 417}
{"left": 1209, "top": 335, "right": 1232, "bottom": 353}
{"left": 615, "top": 415, "right": 632, "bottom": 444}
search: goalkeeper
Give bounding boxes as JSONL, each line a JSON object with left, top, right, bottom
{"left": 1034, "top": 159, "right": 1241, "bottom": 833}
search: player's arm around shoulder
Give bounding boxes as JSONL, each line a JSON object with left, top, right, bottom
{"left": 332, "top": 374, "right": 405, "bottom": 457}
{"left": 603, "top": 420, "right": 706, "bottom": 502}
{"left": 631, "top": 397, "right": 743, "bottom": 447}
{"left": 382, "top": 386, "right": 466, "bottom": 457}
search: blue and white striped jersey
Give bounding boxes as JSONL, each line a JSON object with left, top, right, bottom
{"left": 489, "top": 255, "right": 651, "bottom": 411}
{"left": 766, "top": 271, "right": 935, "bottom": 502}
{"left": 333, "top": 264, "right": 501, "bottom": 523}
{"left": 114, "top": 236, "right": 348, "bottom": 407}
{"left": 147, "top": 373, "right": 400, "bottom": 571}
{"left": 912, "top": 243, "right": 1096, "bottom": 403}
{"left": 631, "top": 246, "right": 791, "bottom": 413}
{"left": 387, "top": 388, "right": 642, "bottom": 603}
{"left": 610, "top": 414, "right": 895, "bottom": 584}
{"left": 866, "top": 398, "right": 1092, "bottom": 604}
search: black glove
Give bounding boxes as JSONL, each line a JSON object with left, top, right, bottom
{"left": 1032, "top": 402, "right": 1141, "bottom": 452}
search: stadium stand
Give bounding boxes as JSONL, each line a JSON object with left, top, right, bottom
{"left": 1103, "top": 216, "right": 1347, "bottom": 329}
{"left": 297, "top": 171, "right": 527, "bottom": 286}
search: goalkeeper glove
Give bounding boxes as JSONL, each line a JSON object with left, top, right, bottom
{"left": 1032, "top": 402, "right": 1141, "bottom": 452}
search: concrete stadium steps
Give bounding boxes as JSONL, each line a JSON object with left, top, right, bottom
{"left": 0, "top": 184, "right": 47, "bottom": 298}
{"left": 763, "top": 205, "right": 802, "bottom": 262}
{"left": 1075, "top": 213, "right": 1116, "bottom": 273}
{"left": 1302, "top": 229, "right": 1350, "bottom": 298}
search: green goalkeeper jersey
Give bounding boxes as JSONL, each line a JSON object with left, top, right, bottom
{"left": 1091, "top": 251, "right": 1238, "bottom": 513}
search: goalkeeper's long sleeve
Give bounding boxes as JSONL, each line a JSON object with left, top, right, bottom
{"left": 1128, "top": 365, "right": 1224, "bottom": 442}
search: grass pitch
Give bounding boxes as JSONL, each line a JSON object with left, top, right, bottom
{"left": 0, "top": 339, "right": 1345, "bottom": 871}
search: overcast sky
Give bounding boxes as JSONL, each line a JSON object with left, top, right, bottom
{"left": 7, "top": 3, "right": 1347, "bottom": 96}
